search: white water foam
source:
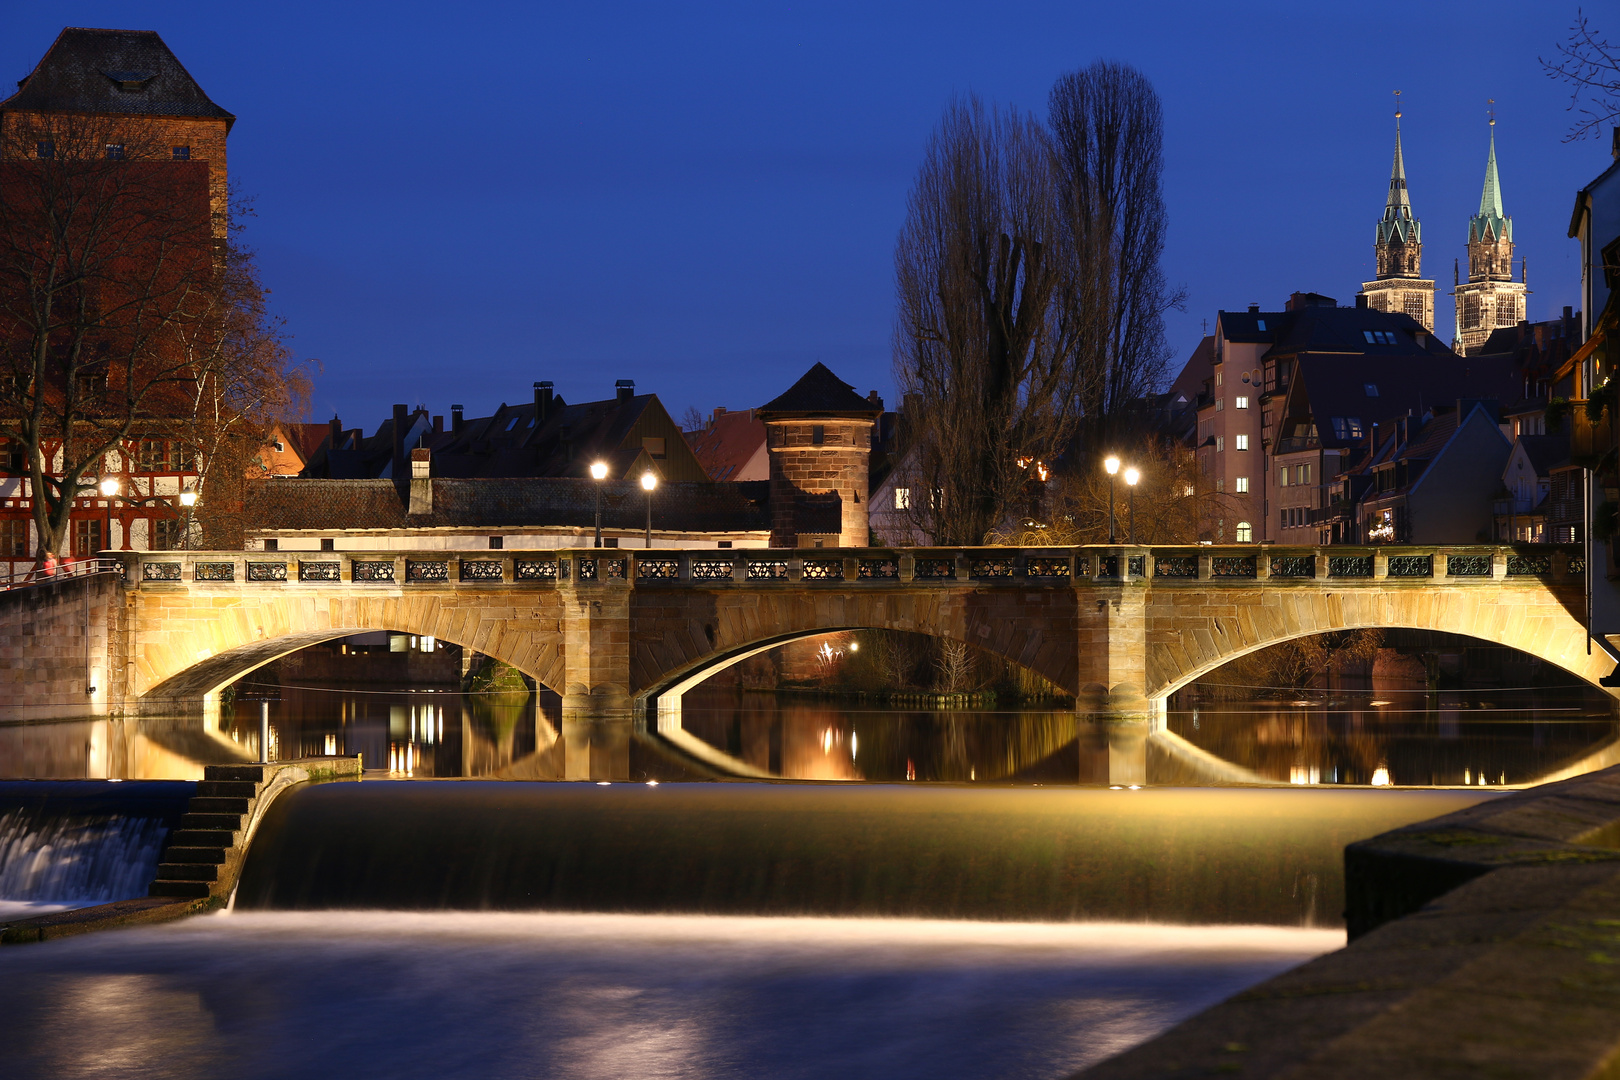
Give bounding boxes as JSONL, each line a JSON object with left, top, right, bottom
{"left": 0, "top": 810, "right": 169, "bottom": 912}
{"left": 0, "top": 911, "right": 1340, "bottom": 1080}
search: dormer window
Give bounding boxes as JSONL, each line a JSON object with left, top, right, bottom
{"left": 1255, "top": 320, "right": 1266, "bottom": 331}
{"left": 1364, "top": 384, "right": 1379, "bottom": 396}
{"left": 101, "top": 70, "right": 155, "bottom": 91}
{"left": 1362, "top": 330, "right": 1397, "bottom": 345}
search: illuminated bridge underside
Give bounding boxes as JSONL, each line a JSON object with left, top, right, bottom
{"left": 5, "top": 545, "right": 1605, "bottom": 779}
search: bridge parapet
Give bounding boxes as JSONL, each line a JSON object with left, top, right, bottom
{"left": 114, "top": 544, "right": 1583, "bottom": 591}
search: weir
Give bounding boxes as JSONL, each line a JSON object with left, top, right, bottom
{"left": 231, "top": 782, "right": 1489, "bottom": 926}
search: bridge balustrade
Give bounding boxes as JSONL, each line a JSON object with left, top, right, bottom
{"left": 113, "top": 544, "right": 1585, "bottom": 590}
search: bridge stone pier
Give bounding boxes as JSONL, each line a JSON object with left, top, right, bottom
{"left": 0, "top": 545, "right": 1609, "bottom": 781}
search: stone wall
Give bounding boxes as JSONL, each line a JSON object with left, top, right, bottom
{"left": 0, "top": 573, "right": 121, "bottom": 721}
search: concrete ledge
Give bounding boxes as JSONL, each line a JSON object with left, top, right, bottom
{"left": 0, "top": 895, "right": 213, "bottom": 944}
{"left": 1075, "top": 765, "right": 1620, "bottom": 1079}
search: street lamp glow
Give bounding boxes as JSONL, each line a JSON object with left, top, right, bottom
{"left": 179, "top": 490, "right": 198, "bottom": 507}
{"left": 589, "top": 461, "right": 609, "bottom": 481}
{"left": 1104, "top": 456, "right": 1120, "bottom": 476}
{"left": 1124, "top": 467, "right": 1140, "bottom": 487}
{"left": 97, "top": 477, "right": 118, "bottom": 498}
{"left": 640, "top": 472, "right": 657, "bottom": 492}
{"left": 640, "top": 472, "right": 658, "bottom": 547}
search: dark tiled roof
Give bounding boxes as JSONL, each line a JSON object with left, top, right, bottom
{"left": 1290, "top": 353, "right": 1519, "bottom": 449}
{"left": 1515, "top": 434, "right": 1568, "bottom": 476}
{"left": 759, "top": 363, "right": 880, "bottom": 415}
{"left": 245, "top": 478, "right": 771, "bottom": 533}
{"left": 2, "top": 28, "right": 234, "bottom": 125}
{"left": 1217, "top": 311, "right": 1282, "bottom": 344}
{"left": 1267, "top": 306, "right": 1448, "bottom": 358}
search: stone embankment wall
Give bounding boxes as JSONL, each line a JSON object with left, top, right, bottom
{"left": 0, "top": 573, "right": 121, "bottom": 722}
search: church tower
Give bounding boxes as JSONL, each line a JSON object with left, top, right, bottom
{"left": 1358, "top": 99, "right": 1435, "bottom": 331}
{"left": 1452, "top": 113, "right": 1528, "bottom": 355}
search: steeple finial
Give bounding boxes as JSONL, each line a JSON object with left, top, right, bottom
{"left": 1479, "top": 101, "right": 1503, "bottom": 219}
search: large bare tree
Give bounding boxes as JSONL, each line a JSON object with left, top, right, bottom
{"left": 1049, "top": 61, "right": 1184, "bottom": 454}
{"left": 0, "top": 113, "right": 217, "bottom": 558}
{"left": 892, "top": 97, "right": 1081, "bottom": 545}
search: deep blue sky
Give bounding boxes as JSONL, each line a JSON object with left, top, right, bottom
{"left": 5, "top": 2, "right": 1613, "bottom": 428}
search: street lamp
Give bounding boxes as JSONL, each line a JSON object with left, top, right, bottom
{"left": 97, "top": 477, "right": 118, "bottom": 555}
{"left": 1124, "top": 467, "right": 1140, "bottom": 544}
{"left": 640, "top": 471, "right": 658, "bottom": 548}
{"left": 590, "top": 461, "right": 609, "bottom": 547}
{"left": 1104, "top": 456, "right": 1120, "bottom": 543}
{"left": 179, "top": 488, "right": 198, "bottom": 551}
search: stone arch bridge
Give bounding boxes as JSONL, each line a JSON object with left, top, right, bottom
{"left": 2, "top": 544, "right": 1609, "bottom": 779}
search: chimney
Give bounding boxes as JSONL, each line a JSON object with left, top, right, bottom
{"left": 535, "top": 381, "right": 554, "bottom": 422}
{"left": 392, "top": 403, "right": 407, "bottom": 477}
{"left": 409, "top": 448, "right": 432, "bottom": 515}
{"left": 432, "top": 414, "right": 443, "bottom": 434}
{"left": 1248, "top": 303, "right": 1260, "bottom": 313}
{"left": 329, "top": 415, "right": 342, "bottom": 449}
{"left": 616, "top": 379, "right": 635, "bottom": 403}
{"left": 451, "top": 404, "right": 464, "bottom": 434}
{"left": 867, "top": 390, "right": 884, "bottom": 410}
{"left": 1356, "top": 294, "right": 1368, "bottom": 309}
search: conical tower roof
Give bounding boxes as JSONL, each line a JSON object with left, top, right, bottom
{"left": 1469, "top": 122, "right": 1512, "bottom": 244}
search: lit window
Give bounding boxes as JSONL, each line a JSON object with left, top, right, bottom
{"left": 1182, "top": 484, "right": 1195, "bottom": 497}
{"left": 1235, "top": 434, "right": 1249, "bottom": 451}
{"left": 1216, "top": 398, "right": 1224, "bottom": 411}
{"left": 1235, "top": 521, "right": 1253, "bottom": 542}
{"left": 105, "top": 144, "right": 125, "bottom": 160}
{"left": 1235, "top": 477, "right": 1250, "bottom": 493}
{"left": 1235, "top": 396, "right": 1249, "bottom": 409}
{"left": 172, "top": 146, "right": 190, "bottom": 161}
{"left": 1215, "top": 371, "right": 1223, "bottom": 387}
{"left": 1216, "top": 436, "right": 1225, "bottom": 452}
{"left": 1216, "top": 478, "right": 1225, "bottom": 492}
{"left": 1279, "top": 467, "right": 1290, "bottom": 487}
{"left": 1299, "top": 464, "right": 1311, "bottom": 484}
{"left": 894, "top": 487, "right": 910, "bottom": 510}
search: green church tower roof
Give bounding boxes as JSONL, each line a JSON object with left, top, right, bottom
{"left": 1469, "top": 121, "right": 1512, "bottom": 244}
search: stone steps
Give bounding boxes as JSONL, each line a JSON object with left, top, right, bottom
{"left": 149, "top": 763, "right": 268, "bottom": 901}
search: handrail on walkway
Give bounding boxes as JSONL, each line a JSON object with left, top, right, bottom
{"left": 0, "top": 557, "right": 123, "bottom": 594}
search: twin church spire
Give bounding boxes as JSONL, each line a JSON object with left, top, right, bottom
{"left": 1356, "top": 97, "right": 1525, "bottom": 354}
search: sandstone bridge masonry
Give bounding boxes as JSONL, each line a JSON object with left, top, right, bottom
{"left": 0, "top": 545, "right": 1608, "bottom": 781}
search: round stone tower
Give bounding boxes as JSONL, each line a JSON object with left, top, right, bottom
{"left": 757, "top": 363, "right": 881, "bottom": 548}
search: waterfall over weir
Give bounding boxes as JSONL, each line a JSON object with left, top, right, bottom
{"left": 236, "top": 782, "right": 1490, "bottom": 926}
{"left": 0, "top": 781, "right": 194, "bottom": 917}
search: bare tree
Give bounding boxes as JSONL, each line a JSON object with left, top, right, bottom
{"left": 893, "top": 96, "right": 1081, "bottom": 545}
{"left": 1542, "top": 10, "right": 1620, "bottom": 142}
{"left": 0, "top": 114, "right": 217, "bottom": 559}
{"left": 680, "top": 405, "right": 707, "bottom": 433}
{"left": 1049, "top": 61, "right": 1185, "bottom": 453}
{"left": 178, "top": 193, "right": 311, "bottom": 548}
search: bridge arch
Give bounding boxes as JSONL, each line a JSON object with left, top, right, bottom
{"left": 1144, "top": 582, "right": 1616, "bottom": 701}
{"left": 627, "top": 586, "right": 1080, "bottom": 704}
{"left": 128, "top": 590, "right": 566, "bottom": 723}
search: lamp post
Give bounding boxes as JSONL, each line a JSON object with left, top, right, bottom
{"left": 179, "top": 488, "right": 197, "bottom": 551}
{"left": 640, "top": 472, "right": 658, "bottom": 548}
{"left": 1104, "top": 456, "right": 1120, "bottom": 543}
{"left": 1124, "top": 467, "right": 1140, "bottom": 544}
{"left": 97, "top": 477, "right": 118, "bottom": 557}
{"left": 590, "top": 461, "right": 609, "bottom": 547}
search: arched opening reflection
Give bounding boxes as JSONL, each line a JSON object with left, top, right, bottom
{"left": 669, "top": 629, "right": 1084, "bottom": 783}
{"left": 1166, "top": 629, "right": 1620, "bottom": 787}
